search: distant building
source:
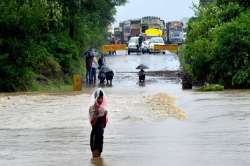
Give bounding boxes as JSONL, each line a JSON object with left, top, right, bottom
{"left": 160, "top": 19, "right": 166, "bottom": 40}
{"left": 119, "top": 20, "right": 131, "bottom": 43}
{"left": 114, "top": 27, "right": 122, "bottom": 43}
{"left": 130, "top": 19, "right": 141, "bottom": 37}
{"left": 167, "top": 21, "right": 184, "bottom": 43}
{"left": 160, "top": 19, "right": 166, "bottom": 31}
{"left": 107, "top": 24, "right": 113, "bottom": 34}
{"left": 107, "top": 24, "right": 113, "bottom": 42}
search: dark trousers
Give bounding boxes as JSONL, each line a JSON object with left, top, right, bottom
{"left": 90, "top": 127, "right": 104, "bottom": 153}
{"left": 86, "top": 68, "right": 92, "bottom": 84}
{"left": 139, "top": 74, "right": 145, "bottom": 82}
{"left": 91, "top": 68, "right": 96, "bottom": 84}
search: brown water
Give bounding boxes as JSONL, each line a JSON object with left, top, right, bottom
{"left": 0, "top": 52, "right": 250, "bottom": 166}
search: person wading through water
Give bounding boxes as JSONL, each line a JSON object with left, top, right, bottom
{"left": 89, "top": 88, "right": 108, "bottom": 159}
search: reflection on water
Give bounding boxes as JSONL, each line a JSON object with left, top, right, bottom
{"left": 106, "top": 53, "right": 180, "bottom": 72}
{"left": 0, "top": 54, "right": 250, "bottom": 166}
{"left": 90, "top": 158, "right": 107, "bottom": 166}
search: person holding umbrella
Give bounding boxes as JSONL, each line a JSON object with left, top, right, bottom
{"left": 136, "top": 64, "right": 149, "bottom": 83}
{"left": 85, "top": 51, "right": 93, "bottom": 85}
{"left": 139, "top": 69, "right": 145, "bottom": 83}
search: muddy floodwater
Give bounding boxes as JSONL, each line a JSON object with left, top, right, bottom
{"left": 0, "top": 52, "right": 250, "bottom": 166}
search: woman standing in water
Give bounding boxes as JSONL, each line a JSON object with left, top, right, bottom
{"left": 89, "top": 88, "right": 108, "bottom": 159}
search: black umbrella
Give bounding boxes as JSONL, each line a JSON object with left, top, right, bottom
{"left": 136, "top": 64, "right": 149, "bottom": 70}
{"left": 81, "top": 48, "right": 97, "bottom": 57}
{"left": 100, "top": 66, "right": 112, "bottom": 72}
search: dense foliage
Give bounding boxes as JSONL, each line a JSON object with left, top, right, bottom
{"left": 182, "top": 0, "right": 250, "bottom": 88}
{"left": 0, "top": 0, "right": 126, "bottom": 91}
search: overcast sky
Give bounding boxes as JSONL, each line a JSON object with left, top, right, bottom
{"left": 114, "top": 0, "right": 199, "bottom": 26}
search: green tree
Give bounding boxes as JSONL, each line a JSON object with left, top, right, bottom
{"left": 217, "top": 0, "right": 250, "bottom": 8}
{"left": 200, "top": 0, "right": 215, "bottom": 6}
{"left": 182, "top": 1, "right": 250, "bottom": 88}
{"left": 0, "top": 0, "right": 127, "bottom": 92}
{"left": 212, "top": 10, "right": 250, "bottom": 88}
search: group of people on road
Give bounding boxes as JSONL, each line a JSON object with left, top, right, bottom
{"left": 85, "top": 49, "right": 106, "bottom": 85}
{"left": 85, "top": 48, "right": 114, "bottom": 86}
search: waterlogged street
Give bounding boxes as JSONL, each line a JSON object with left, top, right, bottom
{"left": 1, "top": 52, "right": 250, "bottom": 166}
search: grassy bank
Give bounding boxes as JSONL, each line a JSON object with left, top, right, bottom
{"left": 29, "top": 79, "right": 74, "bottom": 92}
{"left": 196, "top": 84, "right": 224, "bottom": 92}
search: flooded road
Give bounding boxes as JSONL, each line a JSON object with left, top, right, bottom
{"left": 0, "top": 52, "right": 250, "bottom": 166}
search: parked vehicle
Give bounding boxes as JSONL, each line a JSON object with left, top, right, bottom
{"left": 167, "top": 21, "right": 184, "bottom": 44}
{"left": 128, "top": 37, "right": 140, "bottom": 55}
{"left": 149, "top": 37, "right": 165, "bottom": 54}
{"left": 141, "top": 40, "right": 150, "bottom": 54}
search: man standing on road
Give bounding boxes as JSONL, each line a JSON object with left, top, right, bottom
{"left": 85, "top": 49, "right": 96, "bottom": 84}
{"left": 85, "top": 55, "right": 93, "bottom": 85}
{"left": 138, "top": 34, "right": 144, "bottom": 49}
